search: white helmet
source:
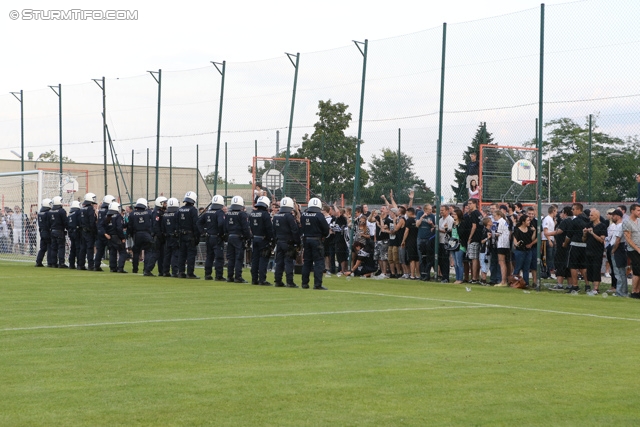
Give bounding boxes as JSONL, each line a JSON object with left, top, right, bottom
{"left": 70, "top": 200, "right": 81, "bottom": 211}
{"left": 280, "top": 197, "right": 294, "bottom": 213}
{"left": 84, "top": 192, "right": 97, "bottom": 204}
{"left": 52, "top": 196, "right": 63, "bottom": 207}
{"left": 230, "top": 195, "right": 244, "bottom": 211}
{"left": 108, "top": 201, "right": 120, "bottom": 215}
{"left": 102, "top": 195, "right": 115, "bottom": 205}
{"left": 167, "top": 197, "right": 180, "bottom": 212}
{"left": 155, "top": 196, "right": 168, "bottom": 207}
{"left": 307, "top": 197, "right": 322, "bottom": 213}
{"left": 135, "top": 198, "right": 148, "bottom": 209}
{"left": 183, "top": 191, "right": 197, "bottom": 204}
{"left": 42, "top": 198, "right": 52, "bottom": 208}
{"left": 256, "top": 196, "right": 270, "bottom": 209}
{"left": 211, "top": 194, "right": 225, "bottom": 210}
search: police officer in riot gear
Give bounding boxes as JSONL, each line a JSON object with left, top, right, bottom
{"left": 35, "top": 198, "right": 52, "bottom": 267}
{"left": 197, "top": 194, "right": 226, "bottom": 281}
{"left": 49, "top": 196, "right": 68, "bottom": 268}
{"left": 224, "top": 195, "right": 252, "bottom": 283}
{"left": 94, "top": 195, "right": 115, "bottom": 271}
{"left": 250, "top": 196, "right": 275, "bottom": 286}
{"left": 78, "top": 192, "right": 98, "bottom": 270}
{"left": 301, "top": 197, "right": 330, "bottom": 290}
{"left": 103, "top": 201, "right": 128, "bottom": 273}
{"left": 272, "top": 197, "right": 301, "bottom": 288}
{"left": 162, "top": 197, "right": 181, "bottom": 277}
{"left": 67, "top": 200, "right": 81, "bottom": 269}
{"left": 177, "top": 191, "right": 200, "bottom": 279}
{"left": 150, "top": 196, "right": 167, "bottom": 275}
{"left": 128, "top": 198, "right": 154, "bottom": 276}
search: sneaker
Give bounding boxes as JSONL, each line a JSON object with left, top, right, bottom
{"left": 378, "top": 274, "right": 388, "bottom": 279}
{"left": 565, "top": 286, "right": 580, "bottom": 294}
{"left": 584, "top": 285, "right": 591, "bottom": 293}
{"left": 494, "top": 283, "right": 508, "bottom": 287}
{"left": 313, "top": 286, "right": 328, "bottom": 290}
{"left": 604, "top": 273, "right": 611, "bottom": 278}
{"left": 325, "top": 272, "right": 332, "bottom": 277}
{"left": 336, "top": 272, "right": 343, "bottom": 277}
{"left": 550, "top": 284, "right": 565, "bottom": 291}
{"left": 440, "top": 279, "right": 449, "bottom": 283}
{"left": 592, "top": 289, "right": 600, "bottom": 295}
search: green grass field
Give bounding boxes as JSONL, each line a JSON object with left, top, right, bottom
{"left": 1, "top": 261, "right": 640, "bottom": 426}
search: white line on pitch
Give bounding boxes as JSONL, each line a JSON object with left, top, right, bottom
{"left": 1, "top": 305, "right": 484, "bottom": 332}
{"left": 331, "top": 290, "right": 640, "bottom": 323}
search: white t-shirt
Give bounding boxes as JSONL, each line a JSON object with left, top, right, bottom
{"left": 10, "top": 213, "right": 24, "bottom": 230}
{"left": 541, "top": 215, "right": 555, "bottom": 242}
{"left": 438, "top": 215, "right": 454, "bottom": 242}
{"left": 496, "top": 217, "right": 511, "bottom": 249}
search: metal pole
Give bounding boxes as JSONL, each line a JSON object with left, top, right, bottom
{"left": 225, "top": 142, "right": 228, "bottom": 199}
{"left": 397, "top": 128, "right": 401, "bottom": 198}
{"left": 434, "top": 23, "right": 447, "bottom": 278}
{"left": 536, "top": 4, "right": 545, "bottom": 292}
{"left": 196, "top": 144, "right": 199, "bottom": 207}
{"left": 169, "top": 146, "right": 173, "bottom": 197}
{"left": 147, "top": 69, "right": 162, "bottom": 199}
{"left": 284, "top": 53, "right": 300, "bottom": 196}
{"left": 348, "top": 39, "right": 368, "bottom": 267}
{"left": 93, "top": 77, "right": 107, "bottom": 195}
{"left": 146, "top": 148, "right": 149, "bottom": 201}
{"left": 211, "top": 60, "right": 226, "bottom": 196}
{"left": 321, "top": 133, "right": 325, "bottom": 198}
{"left": 130, "top": 150, "right": 134, "bottom": 205}
{"left": 276, "top": 130, "right": 280, "bottom": 157}
{"left": 11, "top": 90, "right": 25, "bottom": 227}
{"left": 255, "top": 140, "right": 258, "bottom": 159}
{"left": 587, "top": 114, "right": 593, "bottom": 203}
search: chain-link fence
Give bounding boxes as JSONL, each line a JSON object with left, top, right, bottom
{"left": 0, "top": 0, "right": 638, "bottom": 211}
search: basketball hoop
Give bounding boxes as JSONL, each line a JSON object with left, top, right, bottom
{"left": 521, "top": 180, "right": 537, "bottom": 186}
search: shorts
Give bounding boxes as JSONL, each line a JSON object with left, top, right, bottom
{"left": 479, "top": 252, "right": 490, "bottom": 274}
{"left": 398, "top": 246, "right": 408, "bottom": 265}
{"left": 467, "top": 242, "right": 480, "bottom": 260}
{"left": 497, "top": 247, "right": 510, "bottom": 256}
{"left": 374, "top": 240, "right": 389, "bottom": 261}
{"left": 568, "top": 245, "right": 587, "bottom": 270}
{"left": 629, "top": 250, "right": 640, "bottom": 276}
{"left": 12, "top": 229, "right": 24, "bottom": 244}
{"left": 388, "top": 245, "right": 399, "bottom": 264}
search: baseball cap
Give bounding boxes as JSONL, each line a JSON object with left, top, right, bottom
{"left": 611, "top": 209, "right": 624, "bottom": 217}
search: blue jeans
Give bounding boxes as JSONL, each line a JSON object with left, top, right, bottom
{"left": 513, "top": 249, "right": 532, "bottom": 284}
{"left": 453, "top": 250, "right": 464, "bottom": 281}
{"left": 612, "top": 255, "right": 628, "bottom": 297}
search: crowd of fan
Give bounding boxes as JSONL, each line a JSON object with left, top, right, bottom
{"left": 23, "top": 170, "right": 640, "bottom": 299}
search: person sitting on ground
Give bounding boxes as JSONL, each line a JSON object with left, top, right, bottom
{"left": 344, "top": 240, "right": 377, "bottom": 277}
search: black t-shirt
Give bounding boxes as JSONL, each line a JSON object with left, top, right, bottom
{"left": 467, "top": 161, "right": 479, "bottom": 176}
{"left": 568, "top": 213, "right": 589, "bottom": 243}
{"left": 375, "top": 215, "right": 392, "bottom": 241}
{"left": 469, "top": 209, "right": 483, "bottom": 243}
{"left": 389, "top": 217, "right": 404, "bottom": 247}
{"left": 586, "top": 221, "right": 607, "bottom": 255}
{"left": 404, "top": 217, "right": 418, "bottom": 244}
{"left": 513, "top": 226, "right": 535, "bottom": 250}
{"left": 556, "top": 217, "right": 572, "bottom": 252}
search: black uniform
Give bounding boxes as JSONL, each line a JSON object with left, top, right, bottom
{"left": 128, "top": 207, "right": 154, "bottom": 274}
{"left": 67, "top": 207, "right": 80, "bottom": 269}
{"left": 162, "top": 209, "right": 180, "bottom": 277}
{"left": 93, "top": 203, "right": 110, "bottom": 270}
{"left": 197, "top": 207, "right": 226, "bottom": 280}
{"left": 224, "top": 208, "right": 252, "bottom": 282}
{"left": 177, "top": 203, "right": 200, "bottom": 277}
{"left": 272, "top": 210, "right": 301, "bottom": 287}
{"left": 48, "top": 205, "right": 68, "bottom": 267}
{"left": 301, "top": 209, "right": 330, "bottom": 289}
{"left": 105, "top": 212, "right": 127, "bottom": 272}
{"left": 78, "top": 202, "right": 97, "bottom": 270}
{"left": 249, "top": 207, "right": 274, "bottom": 285}
{"left": 35, "top": 206, "right": 51, "bottom": 267}
{"left": 150, "top": 206, "right": 165, "bottom": 275}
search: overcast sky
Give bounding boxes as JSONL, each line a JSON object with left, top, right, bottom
{"left": 3, "top": 0, "right": 637, "bottom": 201}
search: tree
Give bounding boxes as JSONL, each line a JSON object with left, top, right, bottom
{"left": 293, "top": 100, "right": 369, "bottom": 203}
{"left": 535, "top": 117, "right": 640, "bottom": 202}
{"left": 364, "top": 148, "right": 434, "bottom": 205}
{"left": 451, "top": 123, "right": 495, "bottom": 202}
{"left": 38, "top": 150, "right": 75, "bottom": 164}
{"left": 204, "top": 171, "right": 226, "bottom": 185}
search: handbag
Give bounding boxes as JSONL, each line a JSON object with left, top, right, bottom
{"left": 446, "top": 237, "right": 460, "bottom": 251}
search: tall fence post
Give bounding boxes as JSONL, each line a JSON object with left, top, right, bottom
{"left": 196, "top": 144, "right": 199, "bottom": 207}
{"left": 211, "top": 60, "right": 226, "bottom": 196}
{"left": 397, "top": 128, "right": 401, "bottom": 198}
{"left": 169, "top": 146, "right": 173, "bottom": 198}
{"left": 588, "top": 114, "right": 592, "bottom": 203}
{"left": 146, "top": 148, "right": 150, "bottom": 201}
{"left": 10, "top": 90, "right": 24, "bottom": 226}
{"left": 536, "top": 3, "right": 545, "bottom": 292}
{"left": 130, "top": 150, "right": 134, "bottom": 206}
{"left": 435, "top": 23, "right": 447, "bottom": 279}
{"left": 48, "top": 84, "right": 63, "bottom": 196}
{"left": 147, "top": 69, "right": 162, "bottom": 199}
{"left": 348, "top": 39, "right": 368, "bottom": 267}
{"left": 224, "top": 142, "right": 228, "bottom": 200}
{"left": 284, "top": 52, "right": 300, "bottom": 197}
{"left": 92, "top": 77, "right": 108, "bottom": 195}
{"left": 321, "top": 133, "right": 325, "bottom": 199}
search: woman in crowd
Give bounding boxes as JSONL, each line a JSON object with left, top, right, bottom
{"left": 451, "top": 209, "right": 466, "bottom": 284}
{"left": 512, "top": 213, "right": 536, "bottom": 286}
{"left": 493, "top": 209, "right": 511, "bottom": 287}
